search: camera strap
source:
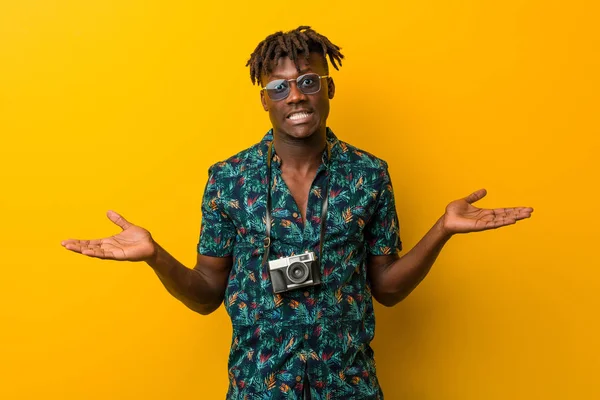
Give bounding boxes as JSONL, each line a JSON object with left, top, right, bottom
{"left": 262, "top": 141, "right": 330, "bottom": 268}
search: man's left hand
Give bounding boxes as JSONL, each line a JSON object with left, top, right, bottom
{"left": 441, "top": 188, "right": 534, "bottom": 235}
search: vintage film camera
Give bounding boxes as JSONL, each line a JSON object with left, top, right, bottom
{"left": 268, "top": 251, "right": 322, "bottom": 294}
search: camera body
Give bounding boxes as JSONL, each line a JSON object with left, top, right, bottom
{"left": 268, "top": 251, "right": 321, "bottom": 294}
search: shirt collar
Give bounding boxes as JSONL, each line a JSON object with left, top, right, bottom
{"left": 262, "top": 127, "right": 340, "bottom": 167}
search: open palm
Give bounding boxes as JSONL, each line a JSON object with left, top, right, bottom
{"left": 442, "top": 189, "right": 534, "bottom": 234}
{"left": 61, "top": 210, "right": 156, "bottom": 261}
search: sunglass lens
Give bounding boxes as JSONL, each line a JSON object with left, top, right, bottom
{"left": 297, "top": 74, "right": 321, "bottom": 94}
{"left": 265, "top": 79, "right": 289, "bottom": 101}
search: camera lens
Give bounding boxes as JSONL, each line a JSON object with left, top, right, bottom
{"left": 287, "top": 262, "right": 309, "bottom": 284}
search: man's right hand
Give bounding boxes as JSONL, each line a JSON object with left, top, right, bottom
{"left": 61, "top": 210, "right": 156, "bottom": 262}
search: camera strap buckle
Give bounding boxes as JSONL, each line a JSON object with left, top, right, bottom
{"left": 262, "top": 237, "right": 271, "bottom": 268}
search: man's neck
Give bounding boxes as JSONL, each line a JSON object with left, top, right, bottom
{"left": 272, "top": 128, "right": 327, "bottom": 175}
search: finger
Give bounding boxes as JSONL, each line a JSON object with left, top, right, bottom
{"left": 81, "top": 247, "right": 119, "bottom": 260}
{"left": 63, "top": 242, "right": 85, "bottom": 253}
{"left": 513, "top": 208, "right": 534, "bottom": 220}
{"left": 492, "top": 206, "right": 533, "bottom": 213}
{"left": 464, "top": 188, "right": 487, "bottom": 204}
{"left": 63, "top": 240, "right": 124, "bottom": 259}
{"left": 514, "top": 207, "right": 534, "bottom": 216}
{"left": 61, "top": 239, "right": 79, "bottom": 246}
{"left": 107, "top": 210, "right": 132, "bottom": 230}
{"left": 61, "top": 238, "right": 104, "bottom": 247}
{"left": 63, "top": 242, "right": 102, "bottom": 253}
{"left": 491, "top": 207, "right": 534, "bottom": 220}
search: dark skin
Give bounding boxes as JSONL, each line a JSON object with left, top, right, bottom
{"left": 259, "top": 52, "right": 335, "bottom": 224}
{"left": 61, "top": 51, "right": 534, "bottom": 312}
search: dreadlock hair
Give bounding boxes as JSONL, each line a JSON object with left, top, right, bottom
{"left": 246, "top": 26, "right": 345, "bottom": 86}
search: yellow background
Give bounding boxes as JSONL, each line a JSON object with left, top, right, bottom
{"left": 1, "top": 0, "right": 598, "bottom": 398}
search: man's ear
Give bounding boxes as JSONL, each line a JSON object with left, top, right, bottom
{"left": 260, "top": 90, "right": 268, "bottom": 111}
{"left": 327, "top": 77, "right": 335, "bottom": 100}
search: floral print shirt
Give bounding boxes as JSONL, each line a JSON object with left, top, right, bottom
{"left": 198, "top": 128, "right": 402, "bottom": 399}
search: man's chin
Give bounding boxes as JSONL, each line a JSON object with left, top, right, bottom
{"left": 287, "top": 129, "right": 315, "bottom": 140}
{"left": 279, "top": 123, "right": 322, "bottom": 140}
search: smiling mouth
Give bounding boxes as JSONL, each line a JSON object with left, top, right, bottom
{"left": 287, "top": 111, "right": 314, "bottom": 121}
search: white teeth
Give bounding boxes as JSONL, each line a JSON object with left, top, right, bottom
{"left": 288, "top": 112, "right": 311, "bottom": 120}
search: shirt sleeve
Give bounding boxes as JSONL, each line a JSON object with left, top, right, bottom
{"left": 364, "top": 166, "right": 402, "bottom": 255}
{"left": 197, "top": 165, "right": 236, "bottom": 257}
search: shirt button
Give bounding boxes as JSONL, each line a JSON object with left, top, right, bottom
{"left": 303, "top": 291, "right": 309, "bottom": 297}
{"left": 292, "top": 212, "right": 299, "bottom": 218}
{"left": 296, "top": 375, "right": 302, "bottom": 382}
{"left": 304, "top": 333, "right": 309, "bottom": 340}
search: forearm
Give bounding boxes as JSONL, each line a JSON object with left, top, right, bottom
{"left": 375, "top": 216, "right": 453, "bottom": 306}
{"left": 146, "top": 243, "right": 223, "bottom": 315}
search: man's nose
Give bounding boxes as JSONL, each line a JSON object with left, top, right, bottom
{"left": 286, "top": 82, "right": 307, "bottom": 103}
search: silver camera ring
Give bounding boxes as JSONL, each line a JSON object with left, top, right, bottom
{"left": 286, "top": 262, "right": 310, "bottom": 284}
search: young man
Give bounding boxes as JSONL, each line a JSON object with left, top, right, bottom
{"left": 62, "top": 26, "right": 533, "bottom": 400}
